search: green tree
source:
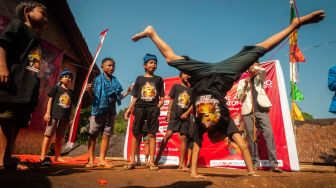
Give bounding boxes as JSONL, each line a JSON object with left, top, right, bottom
{"left": 302, "top": 112, "right": 314, "bottom": 120}
{"left": 75, "top": 106, "right": 91, "bottom": 144}
{"left": 114, "top": 108, "right": 128, "bottom": 135}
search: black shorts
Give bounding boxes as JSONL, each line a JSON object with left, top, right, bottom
{"left": 167, "top": 113, "right": 190, "bottom": 135}
{"left": 187, "top": 136, "right": 194, "bottom": 149}
{"left": 132, "top": 106, "right": 160, "bottom": 135}
{"left": 0, "top": 102, "right": 33, "bottom": 128}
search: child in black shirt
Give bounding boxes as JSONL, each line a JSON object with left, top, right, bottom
{"left": 39, "top": 70, "right": 74, "bottom": 166}
{"left": 131, "top": 10, "right": 325, "bottom": 177}
{"left": 155, "top": 72, "right": 193, "bottom": 171}
{"left": 0, "top": 1, "right": 48, "bottom": 171}
{"left": 124, "top": 53, "right": 164, "bottom": 170}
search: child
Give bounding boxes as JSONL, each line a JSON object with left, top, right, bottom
{"left": 85, "top": 57, "right": 132, "bottom": 168}
{"left": 124, "top": 53, "right": 164, "bottom": 170}
{"left": 0, "top": 1, "right": 48, "bottom": 170}
{"left": 154, "top": 72, "right": 193, "bottom": 171}
{"left": 40, "top": 70, "right": 74, "bottom": 166}
{"left": 131, "top": 10, "right": 325, "bottom": 177}
{"left": 328, "top": 66, "right": 336, "bottom": 114}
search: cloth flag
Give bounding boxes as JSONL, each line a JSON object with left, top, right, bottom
{"left": 289, "top": 0, "right": 305, "bottom": 63}
{"left": 65, "top": 29, "right": 109, "bottom": 149}
{"left": 291, "top": 102, "right": 304, "bottom": 121}
{"left": 290, "top": 61, "right": 299, "bottom": 82}
{"left": 291, "top": 82, "right": 304, "bottom": 101}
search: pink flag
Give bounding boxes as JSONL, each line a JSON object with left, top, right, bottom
{"left": 65, "top": 29, "right": 109, "bottom": 149}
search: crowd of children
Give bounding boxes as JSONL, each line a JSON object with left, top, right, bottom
{"left": 0, "top": 0, "right": 326, "bottom": 179}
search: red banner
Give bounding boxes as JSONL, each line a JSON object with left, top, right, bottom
{"left": 124, "top": 61, "right": 299, "bottom": 171}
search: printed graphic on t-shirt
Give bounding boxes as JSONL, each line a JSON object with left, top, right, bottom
{"left": 177, "top": 90, "right": 190, "bottom": 109}
{"left": 58, "top": 92, "right": 71, "bottom": 109}
{"left": 141, "top": 81, "right": 157, "bottom": 101}
{"left": 195, "top": 95, "right": 221, "bottom": 125}
{"left": 26, "top": 46, "right": 42, "bottom": 73}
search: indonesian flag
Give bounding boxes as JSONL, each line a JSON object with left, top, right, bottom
{"left": 65, "top": 29, "right": 109, "bottom": 149}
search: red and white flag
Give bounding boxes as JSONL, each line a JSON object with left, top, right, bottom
{"left": 65, "top": 29, "right": 109, "bottom": 149}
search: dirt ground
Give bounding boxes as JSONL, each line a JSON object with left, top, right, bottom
{"left": 1, "top": 158, "right": 336, "bottom": 188}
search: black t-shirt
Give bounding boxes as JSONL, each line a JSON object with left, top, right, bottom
{"left": 131, "top": 75, "right": 164, "bottom": 107}
{"left": 169, "top": 46, "right": 266, "bottom": 146}
{"left": 0, "top": 19, "right": 41, "bottom": 110}
{"left": 169, "top": 84, "right": 192, "bottom": 117}
{"left": 48, "top": 85, "right": 73, "bottom": 120}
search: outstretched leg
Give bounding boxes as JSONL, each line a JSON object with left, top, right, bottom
{"left": 257, "top": 10, "right": 325, "bottom": 51}
{"left": 154, "top": 130, "right": 173, "bottom": 165}
{"left": 132, "top": 26, "right": 183, "bottom": 63}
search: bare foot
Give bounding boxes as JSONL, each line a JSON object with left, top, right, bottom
{"left": 191, "top": 173, "right": 207, "bottom": 179}
{"left": 54, "top": 157, "right": 66, "bottom": 162}
{"left": 294, "top": 10, "right": 325, "bottom": 26}
{"left": 131, "top": 26, "right": 154, "bottom": 42}
{"left": 178, "top": 166, "right": 190, "bottom": 172}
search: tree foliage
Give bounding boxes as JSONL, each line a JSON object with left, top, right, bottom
{"left": 302, "top": 111, "right": 314, "bottom": 120}
{"left": 114, "top": 108, "right": 128, "bottom": 135}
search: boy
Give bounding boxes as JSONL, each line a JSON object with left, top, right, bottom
{"left": 0, "top": 1, "right": 48, "bottom": 170}
{"left": 131, "top": 10, "right": 325, "bottom": 177}
{"left": 40, "top": 70, "right": 74, "bottom": 166}
{"left": 328, "top": 66, "right": 336, "bottom": 114}
{"left": 86, "top": 57, "right": 131, "bottom": 168}
{"left": 236, "top": 62, "right": 282, "bottom": 172}
{"left": 154, "top": 72, "right": 193, "bottom": 171}
{"left": 124, "top": 53, "right": 164, "bottom": 170}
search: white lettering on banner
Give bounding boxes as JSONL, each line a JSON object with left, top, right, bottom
{"left": 210, "top": 160, "right": 283, "bottom": 167}
{"left": 164, "top": 100, "right": 170, "bottom": 105}
{"left": 226, "top": 100, "right": 241, "bottom": 106}
{"left": 264, "top": 80, "right": 273, "bottom": 89}
{"left": 157, "top": 156, "right": 179, "bottom": 165}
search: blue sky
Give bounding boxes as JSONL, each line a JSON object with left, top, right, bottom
{"left": 68, "top": 0, "right": 335, "bottom": 119}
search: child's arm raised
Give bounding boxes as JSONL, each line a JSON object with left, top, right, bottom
{"left": 256, "top": 10, "right": 325, "bottom": 52}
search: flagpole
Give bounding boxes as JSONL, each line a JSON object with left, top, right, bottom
{"left": 65, "top": 29, "right": 109, "bottom": 149}
{"left": 290, "top": 0, "right": 295, "bottom": 128}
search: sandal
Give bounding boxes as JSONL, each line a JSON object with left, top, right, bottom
{"left": 98, "top": 163, "right": 114, "bottom": 168}
{"left": 40, "top": 157, "right": 52, "bottom": 167}
{"left": 84, "top": 162, "right": 95, "bottom": 168}
{"left": 149, "top": 164, "right": 159, "bottom": 171}
{"left": 124, "top": 164, "right": 135, "bottom": 170}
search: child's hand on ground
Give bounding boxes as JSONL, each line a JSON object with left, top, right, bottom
{"left": 0, "top": 65, "right": 10, "bottom": 84}
{"left": 191, "top": 173, "right": 207, "bottom": 179}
